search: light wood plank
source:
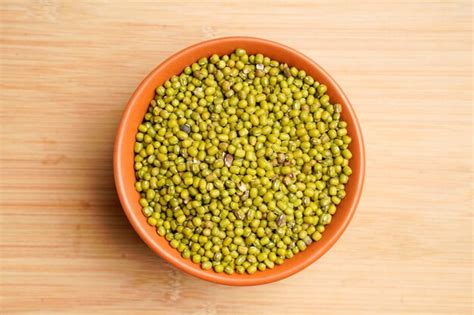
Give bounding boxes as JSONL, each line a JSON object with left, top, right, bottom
{"left": 1, "top": 0, "right": 472, "bottom": 314}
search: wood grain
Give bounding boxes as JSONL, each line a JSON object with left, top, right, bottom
{"left": 0, "top": 1, "right": 472, "bottom": 314}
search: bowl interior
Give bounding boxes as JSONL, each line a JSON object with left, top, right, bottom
{"left": 114, "top": 37, "right": 365, "bottom": 286}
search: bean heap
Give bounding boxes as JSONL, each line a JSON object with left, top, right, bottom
{"left": 134, "top": 48, "right": 353, "bottom": 275}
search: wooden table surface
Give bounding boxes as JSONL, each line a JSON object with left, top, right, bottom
{"left": 1, "top": 1, "right": 472, "bottom": 314}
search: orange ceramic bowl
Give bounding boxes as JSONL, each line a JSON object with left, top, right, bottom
{"left": 114, "top": 37, "right": 365, "bottom": 286}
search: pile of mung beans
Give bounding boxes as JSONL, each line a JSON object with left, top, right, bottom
{"left": 134, "top": 48, "right": 353, "bottom": 275}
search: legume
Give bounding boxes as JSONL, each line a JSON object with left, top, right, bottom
{"left": 134, "top": 49, "right": 353, "bottom": 275}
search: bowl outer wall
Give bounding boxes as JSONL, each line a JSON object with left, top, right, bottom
{"left": 114, "top": 37, "right": 365, "bottom": 286}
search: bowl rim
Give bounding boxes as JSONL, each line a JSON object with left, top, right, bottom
{"left": 114, "top": 36, "right": 365, "bottom": 286}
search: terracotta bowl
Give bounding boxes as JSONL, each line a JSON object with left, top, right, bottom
{"left": 114, "top": 37, "right": 365, "bottom": 286}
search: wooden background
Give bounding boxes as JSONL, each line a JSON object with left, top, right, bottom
{"left": 1, "top": 1, "right": 472, "bottom": 314}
